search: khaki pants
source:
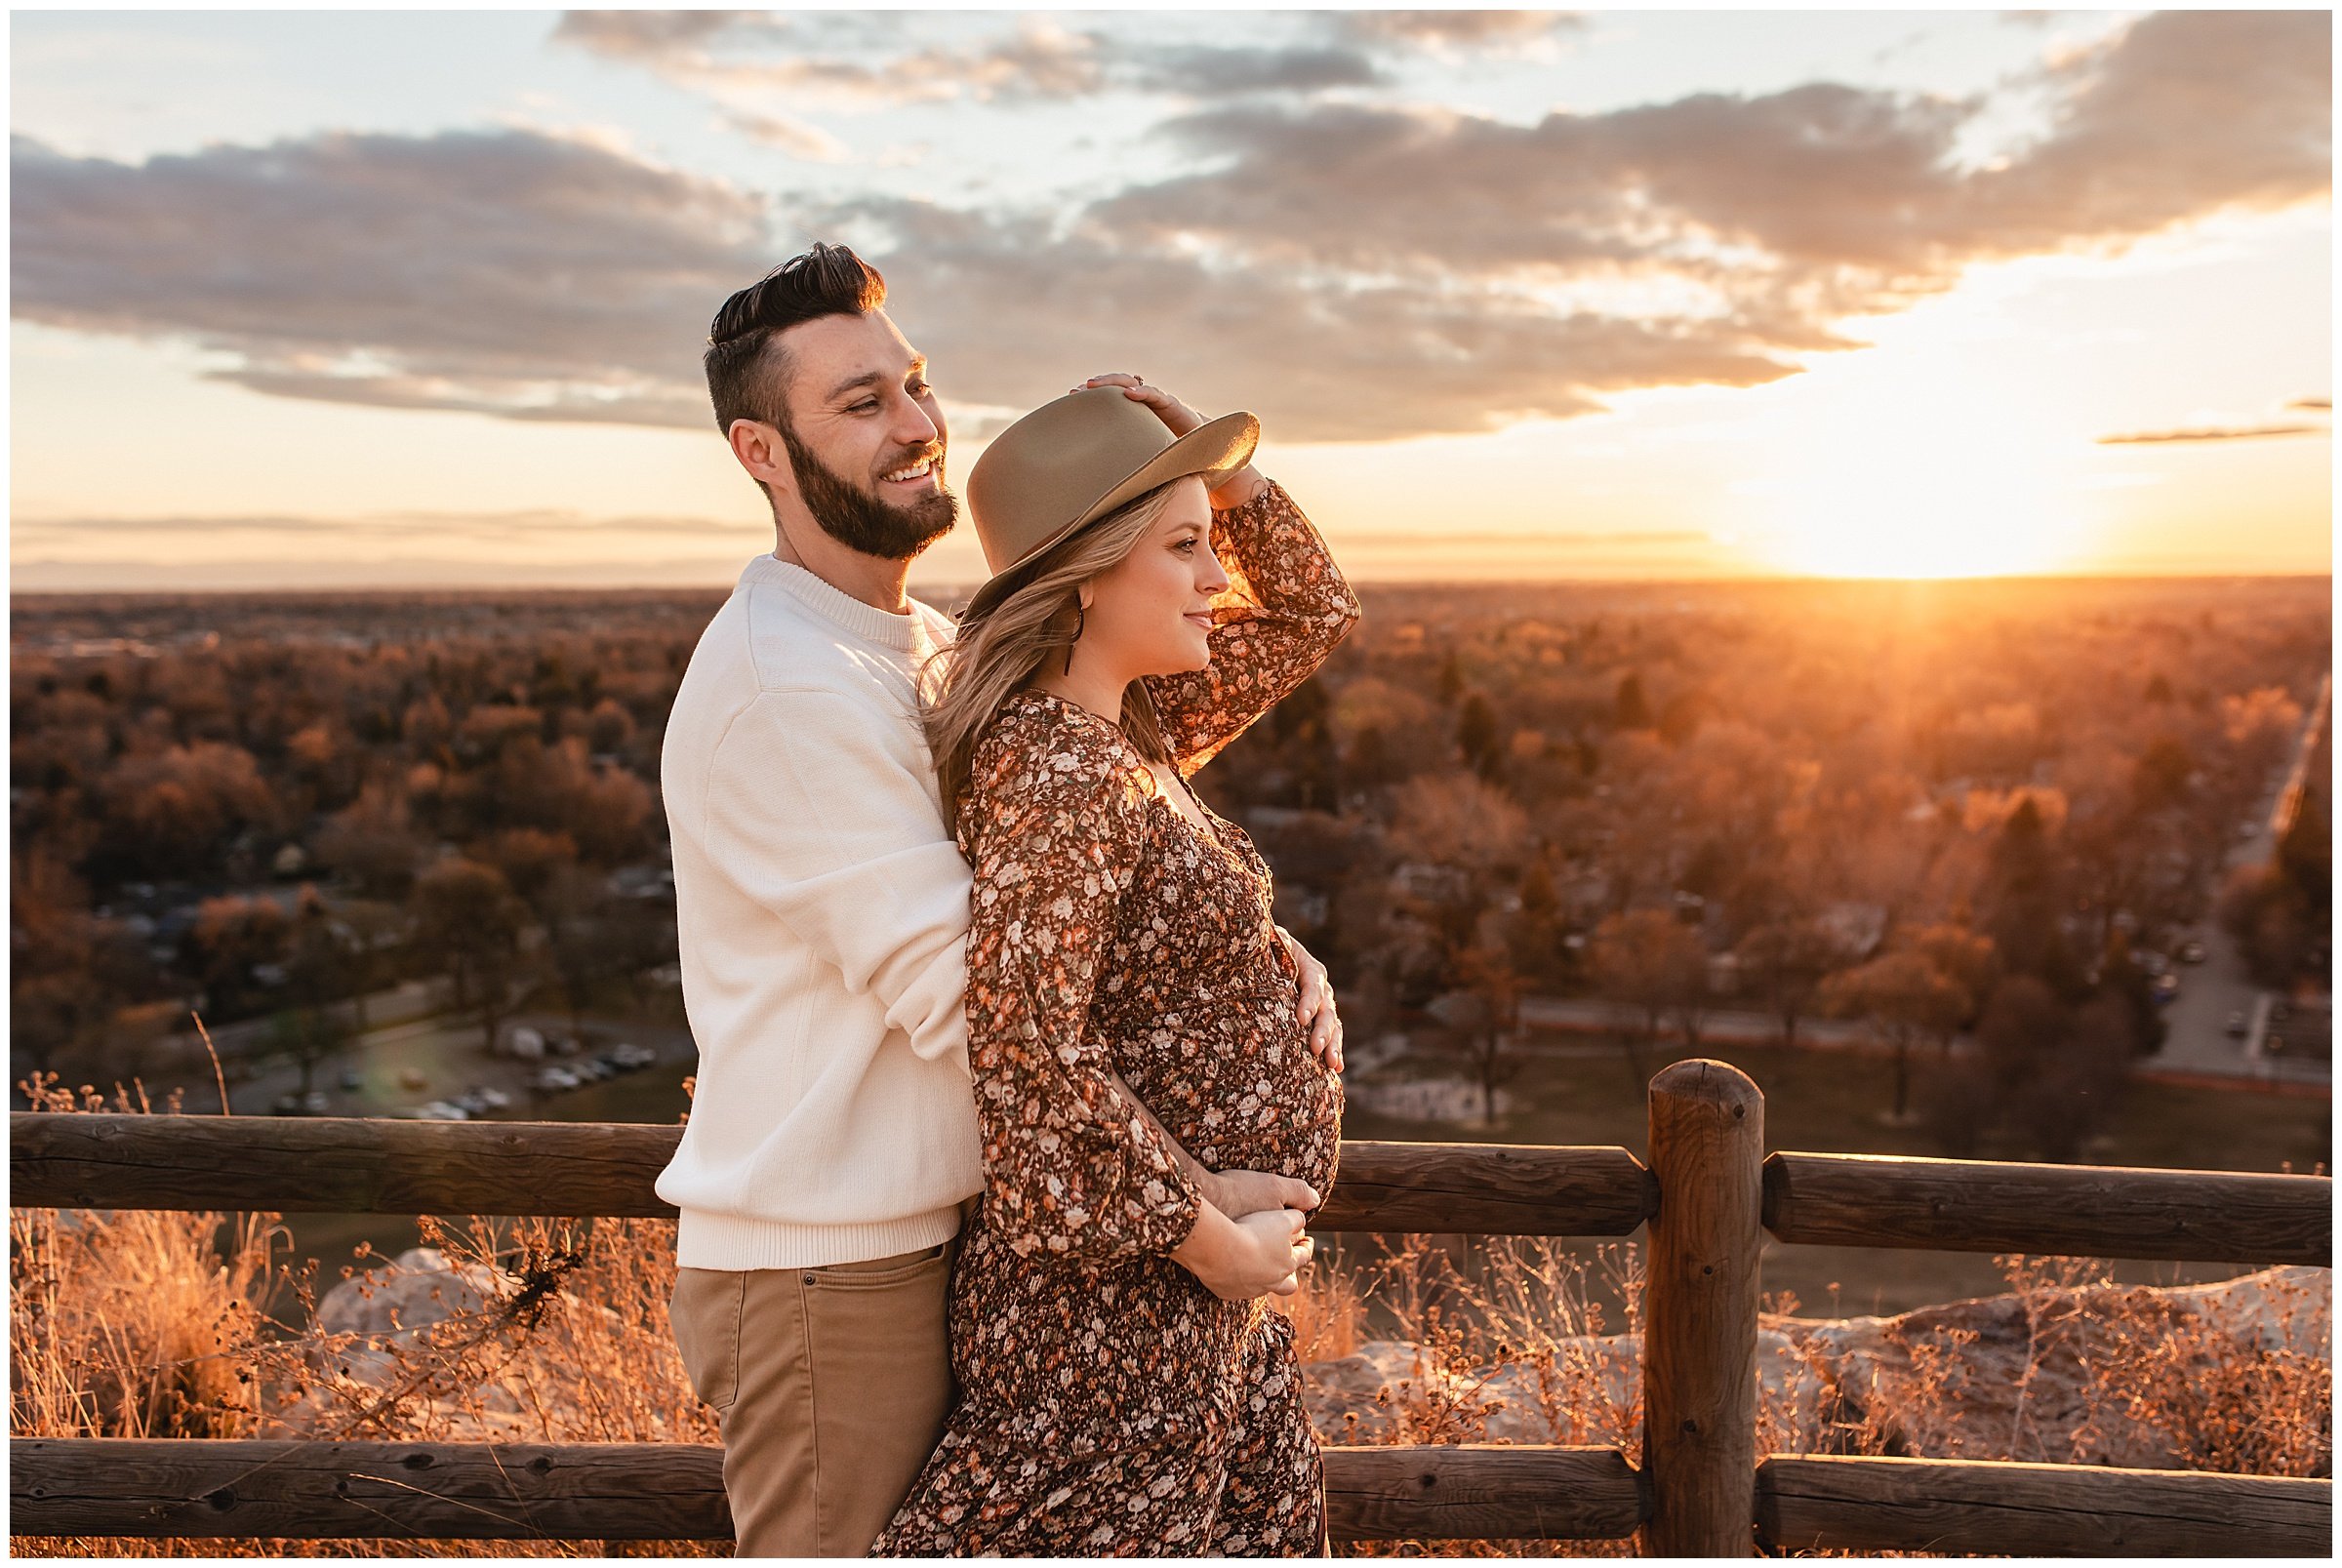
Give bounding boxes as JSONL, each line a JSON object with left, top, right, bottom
{"left": 670, "top": 1241, "right": 954, "bottom": 1557}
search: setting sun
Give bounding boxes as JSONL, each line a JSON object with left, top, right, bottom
{"left": 1752, "top": 437, "right": 2073, "bottom": 580}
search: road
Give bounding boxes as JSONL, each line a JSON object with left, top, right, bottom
{"left": 2146, "top": 671, "right": 2330, "bottom": 1088}
{"left": 136, "top": 996, "right": 697, "bottom": 1121}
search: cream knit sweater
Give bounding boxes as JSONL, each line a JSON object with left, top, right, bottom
{"left": 655, "top": 552, "right": 983, "bottom": 1269}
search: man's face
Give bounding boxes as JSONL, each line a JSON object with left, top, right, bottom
{"left": 766, "top": 309, "right": 956, "bottom": 560}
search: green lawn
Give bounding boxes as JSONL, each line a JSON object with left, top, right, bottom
{"left": 1337, "top": 1034, "right": 2329, "bottom": 1320}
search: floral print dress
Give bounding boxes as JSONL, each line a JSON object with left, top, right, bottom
{"left": 874, "top": 479, "right": 1361, "bottom": 1557}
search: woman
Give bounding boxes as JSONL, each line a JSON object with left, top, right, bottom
{"left": 873, "top": 375, "right": 1360, "bottom": 1555}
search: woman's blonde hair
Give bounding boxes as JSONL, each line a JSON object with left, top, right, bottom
{"left": 920, "top": 479, "right": 1191, "bottom": 842}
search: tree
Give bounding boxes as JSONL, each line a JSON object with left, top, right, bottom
{"left": 1984, "top": 796, "right": 2080, "bottom": 992}
{"left": 1390, "top": 773, "right": 1521, "bottom": 869}
{"left": 335, "top": 898, "right": 407, "bottom": 1031}
{"left": 269, "top": 1003, "right": 351, "bottom": 1100}
{"left": 1614, "top": 672, "right": 1652, "bottom": 731}
{"left": 539, "top": 863, "right": 621, "bottom": 1038}
{"left": 409, "top": 859, "right": 532, "bottom": 1052}
{"left": 1457, "top": 693, "right": 1504, "bottom": 782}
{"left": 1589, "top": 909, "right": 1706, "bottom": 1087}
{"left": 1976, "top": 975, "right": 2069, "bottom": 1104}
{"left": 1436, "top": 651, "right": 1465, "bottom": 707}
{"left": 477, "top": 826, "right": 581, "bottom": 912}
{"left": 313, "top": 780, "right": 427, "bottom": 897}
{"left": 279, "top": 886, "right": 363, "bottom": 1093}
{"left": 2009, "top": 995, "right": 2132, "bottom": 1162}
{"left": 182, "top": 895, "right": 291, "bottom": 1024}
{"left": 1445, "top": 919, "right": 1527, "bottom": 1124}
{"left": 1819, "top": 950, "right": 1968, "bottom": 1123}
{"left": 2131, "top": 735, "right": 2195, "bottom": 813}
{"left": 1733, "top": 917, "right": 1838, "bottom": 1047}
{"left": 1917, "top": 1054, "right": 1998, "bottom": 1159}
{"left": 1904, "top": 923, "right": 1997, "bottom": 1051}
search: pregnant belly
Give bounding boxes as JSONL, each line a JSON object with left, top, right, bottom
{"left": 1122, "top": 987, "right": 1343, "bottom": 1197}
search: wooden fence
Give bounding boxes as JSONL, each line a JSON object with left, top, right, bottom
{"left": 10, "top": 1059, "right": 2331, "bottom": 1555}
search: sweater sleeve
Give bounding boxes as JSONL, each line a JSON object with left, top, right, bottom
{"left": 961, "top": 714, "right": 1204, "bottom": 1262}
{"left": 704, "top": 689, "right": 971, "bottom": 1071}
{"left": 1142, "top": 477, "right": 1362, "bottom": 777}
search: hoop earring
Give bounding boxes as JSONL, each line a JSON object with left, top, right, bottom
{"left": 1066, "top": 603, "right": 1084, "bottom": 676}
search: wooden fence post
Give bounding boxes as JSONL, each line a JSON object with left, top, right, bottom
{"left": 1640, "top": 1059, "right": 1764, "bottom": 1556}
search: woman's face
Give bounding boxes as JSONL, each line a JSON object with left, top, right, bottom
{"left": 1082, "top": 477, "right": 1230, "bottom": 679}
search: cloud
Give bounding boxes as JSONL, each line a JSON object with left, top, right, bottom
{"left": 2287, "top": 396, "right": 2331, "bottom": 412}
{"left": 1127, "top": 45, "right": 1385, "bottom": 98}
{"left": 722, "top": 108, "right": 849, "bottom": 160}
{"left": 2096, "top": 423, "right": 2328, "bottom": 445}
{"left": 548, "top": 9, "right": 761, "bottom": 60}
{"left": 12, "top": 127, "right": 775, "bottom": 427}
{"left": 552, "top": 9, "right": 1385, "bottom": 106}
{"left": 1954, "top": 9, "right": 2330, "bottom": 254}
{"left": 10, "top": 508, "right": 766, "bottom": 543}
{"left": 554, "top": 11, "right": 1111, "bottom": 106}
{"left": 832, "top": 197, "right": 1800, "bottom": 442}
{"left": 14, "top": 11, "right": 2328, "bottom": 446}
{"left": 1326, "top": 11, "right": 1585, "bottom": 49}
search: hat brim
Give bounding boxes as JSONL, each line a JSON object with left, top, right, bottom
{"left": 957, "top": 408, "right": 1260, "bottom": 626}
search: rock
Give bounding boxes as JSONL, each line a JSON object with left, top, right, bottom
{"left": 1773, "top": 1265, "right": 2331, "bottom": 1467}
{"left": 1346, "top": 1076, "right": 1516, "bottom": 1124}
{"left": 313, "top": 1247, "right": 505, "bottom": 1340}
{"left": 1302, "top": 1266, "right": 2331, "bottom": 1467}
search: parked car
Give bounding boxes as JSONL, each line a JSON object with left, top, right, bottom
{"left": 534, "top": 1066, "right": 581, "bottom": 1093}
{"left": 2149, "top": 974, "right": 2180, "bottom": 1005}
{"left": 2132, "top": 949, "right": 2170, "bottom": 978}
{"left": 2225, "top": 1010, "right": 2250, "bottom": 1038}
{"left": 456, "top": 1090, "right": 493, "bottom": 1116}
{"left": 340, "top": 1066, "right": 365, "bottom": 1092}
{"left": 2177, "top": 940, "right": 2207, "bottom": 965}
{"left": 271, "top": 1093, "right": 307, "bottom": 1116}
{"left": 399, "top": 1066, "right": 428, "bottom": 1091}
{"left": 611, "top": 1042, "right": 658, "bottom": 1070}
{"left": 302, "top": 1090, "right": 330, "bottom": 1115}
{"left": 417, "top": 1101, "right": 468, "bottom": 1121}
{"left": 473, "top": 1086, "right": 512, "bottom": 1111}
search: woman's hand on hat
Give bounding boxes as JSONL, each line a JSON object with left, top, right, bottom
{"left": 1070, "top": 372, "right": 1266, "bottom": 511}
{"left": 1073, "top": 372, "right": 1203, "bottom": 438}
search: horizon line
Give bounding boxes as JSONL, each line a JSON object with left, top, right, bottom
{"left": 10, "top": 568, "right": 2334, "bottom": 602}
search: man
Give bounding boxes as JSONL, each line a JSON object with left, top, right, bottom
{"left": 658, "top": 244, "right": 1346, "bottom": 1556}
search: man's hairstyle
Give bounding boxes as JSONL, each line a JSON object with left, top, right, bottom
{"left": 705, "top": 243, "right": 887, "bottom": 439}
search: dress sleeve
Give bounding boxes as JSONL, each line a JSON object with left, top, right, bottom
{"left": 961, "top": 714, "right": 1205, "bottom": 1262}
{"left": 1142, "top": 477, "right": 1362, "bottom": 777}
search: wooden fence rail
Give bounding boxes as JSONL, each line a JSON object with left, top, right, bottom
{"left": 1763, "top": 1150, "right": 2330, "bottom": 1265}
{"left": 6, "top": 1114, "right": 1656, "bottom": 1237}
{"left": 1754, "top": 1455, "right": 2332, "bottom": 1557}
{"left": 9, "top": 1439, "right": 1644, "bottom": 1546}
{"left": 10, "top": 1060, "right": 2332, "bottom": 1556}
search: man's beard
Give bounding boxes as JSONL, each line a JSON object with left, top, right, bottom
{"left": 777, "top": 421, "right": 959, "bottom": 560}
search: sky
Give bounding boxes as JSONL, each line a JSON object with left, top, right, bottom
{"left": 9, "top": 6, "right": 2333, "bottom": 592}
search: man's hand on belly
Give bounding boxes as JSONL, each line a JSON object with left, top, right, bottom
{"left": 1201, "top": 1167, "right": 1320, "bottom": 1222}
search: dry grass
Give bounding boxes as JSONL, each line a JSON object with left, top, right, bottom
{"left": 10, "top": 1076, "right": 721, "bottom": 1557}
{"left": 11, "top": 1081, "right": 2330, "bottom": 1558}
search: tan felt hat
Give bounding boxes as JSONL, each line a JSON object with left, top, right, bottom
{"left": 959, "top": 385, "right": 1259, "bottom": 623}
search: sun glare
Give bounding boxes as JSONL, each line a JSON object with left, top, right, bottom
{"left": 1731, "top": 348, "right": 2084, "bottom": 580}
